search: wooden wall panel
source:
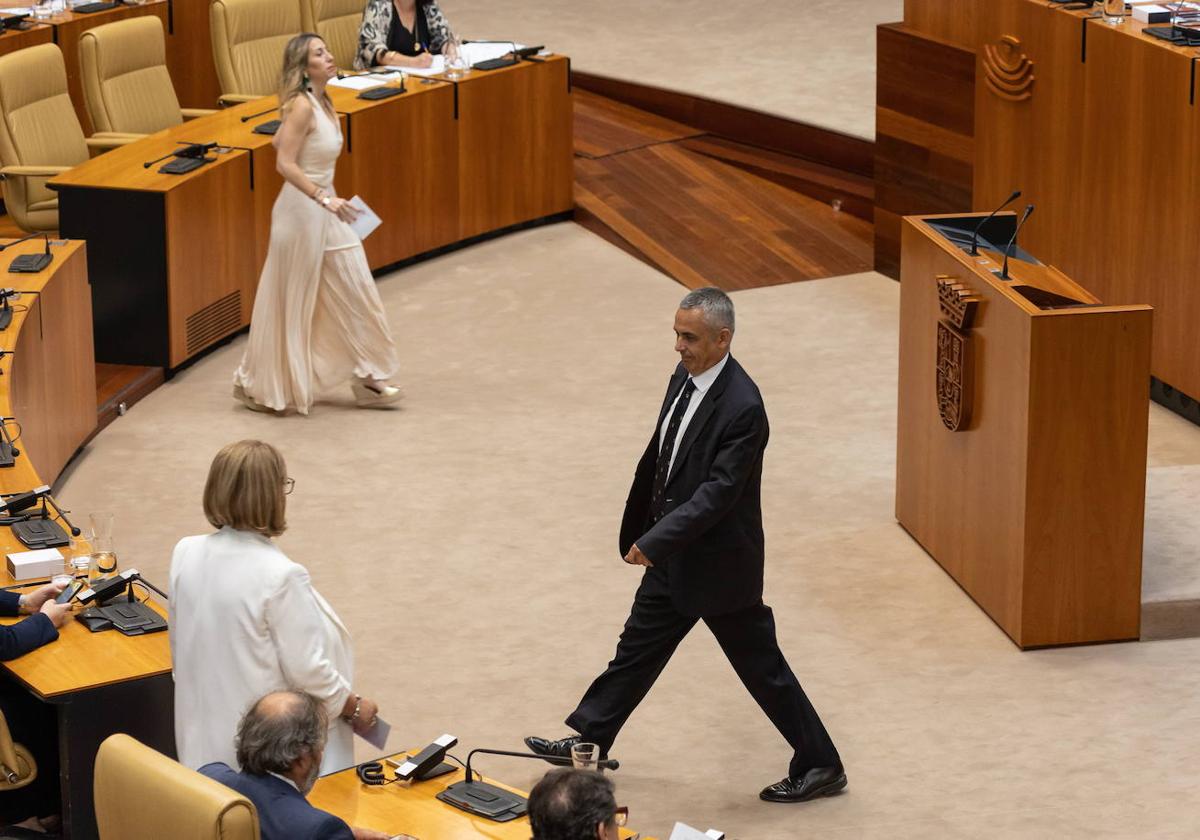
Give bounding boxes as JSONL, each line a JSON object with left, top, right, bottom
{"left": 166, "top": 0, "right": 223, "bottom": 109}
{"left": 904, "top": 0, "right": 986, "bottom": 49}
{"left": 874, "top": 23, "right": 975, "bottom": 278}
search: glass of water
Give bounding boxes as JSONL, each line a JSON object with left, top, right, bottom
{"left": 67, "top": 533, "right": 96, "bottom": 580}
{"left": 444, "top": 37, "right": 468, "bottom": 80}
{"left": 1102, "top": 0, "right": 1125, "bottom": 25}
{"left": 570, "top": 742, "right": 600, "bottom": 771}
{"left": 91, "top": 513, "right": 118, "bottom": 575}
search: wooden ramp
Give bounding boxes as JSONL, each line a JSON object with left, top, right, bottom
{"left": 572, "top": 89, "right": 874, "bottom": 291}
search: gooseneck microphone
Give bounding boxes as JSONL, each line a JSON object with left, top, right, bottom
{"left": 438, "top": 747, "right": 619, "bottom": 821}
{"left": 461, "top": 747, "right": 618, "bottom": 783}
{"left": 1001, "top": 204, "right": 1035, "bottom": 280}
{"left": 240, "top": 106, "right": 278, "bottom": 123}
{"left": 970, "top": 189, "right": 1021, "bottom": 255}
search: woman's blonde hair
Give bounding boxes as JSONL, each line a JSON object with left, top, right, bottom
{"left": 278, "top": 32, "right": 333, "bottom": 112}
{"left": 203, "top": 440, "right": 288, "bottom": 537}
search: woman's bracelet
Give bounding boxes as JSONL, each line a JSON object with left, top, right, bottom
{"left": 343, "top": 694, "right": 362, "bottom": 723}
{"left": 311, "top": 188, "right": 332, "bottom": 209}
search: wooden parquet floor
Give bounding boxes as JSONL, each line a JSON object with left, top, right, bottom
{"left": 573, "top": 92, "right": 874, "bottom": 291}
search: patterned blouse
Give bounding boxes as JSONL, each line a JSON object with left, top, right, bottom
{"left": 355, "top": 0, "right": 452, "bottom": 70}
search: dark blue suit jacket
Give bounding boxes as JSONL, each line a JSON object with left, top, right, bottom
{"left": 620, "top": 356, "right": 769, "bottom": 617}
{"left": 0, "top": 590, "right": 58, "bottom": 661}
{"left": 199, "top": 763, "right": 354, "bottom": 840}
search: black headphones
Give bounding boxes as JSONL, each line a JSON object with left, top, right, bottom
{"left": 356, "top": 761, "right": 387, "bottom": 786}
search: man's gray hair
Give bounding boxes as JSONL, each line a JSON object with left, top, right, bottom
{"left": 235, "top": 690, "right": 328, "bottom": 776}
{"left": 679, "top": 286, "right": 735, "bottom": 334}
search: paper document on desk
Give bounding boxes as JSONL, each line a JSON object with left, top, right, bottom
{"left": 347, "top": 196, "right": 381, "bottom": 240}
{"left": 395, "top": 56, "right": 445, "bottom": 77}
{"left": 329, "top": 73, "right": 401, "bottom": 90}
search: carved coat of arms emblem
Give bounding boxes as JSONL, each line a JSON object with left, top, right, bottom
{"left": 936, "top": 276, "right": 981, "bottom": 432}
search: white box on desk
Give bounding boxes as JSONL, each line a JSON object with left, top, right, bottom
{"left": 6, "top": 548, "right": 63, "bottom": 581}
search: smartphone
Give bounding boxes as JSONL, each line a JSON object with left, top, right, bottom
{"left": 55, "top": 580, "right": 84, "bottom": 604}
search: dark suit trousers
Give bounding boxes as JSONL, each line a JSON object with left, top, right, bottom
{"left": 565, "top": 567, "right": 840, "bottom": 776}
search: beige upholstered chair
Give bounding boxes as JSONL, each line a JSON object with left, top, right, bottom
{"left": 210, "top": 0, "right": 302, "bottom": 106}
{"left": 299, "top": 0, "right": 362, "bottom": 71}
{"left": 80, "top": 16, "right": 216, "bottom": 137}
{"left": 0, "top": 709, "right": 36, "bottom": 794}
{"left": 0, "top": 43, "right": 134, "bottom": 232}
{"left": 94, "top": 734, "right": 260, "bottom": 840}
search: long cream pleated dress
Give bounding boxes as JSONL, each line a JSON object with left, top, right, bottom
{"left": 233, "top": 92, "right": 398, "bottom": 414}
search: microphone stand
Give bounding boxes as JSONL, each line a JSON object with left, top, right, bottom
{"left": 1000, "top": 204, "right": 1035, "bottom": 280}
{"left": 438, "top": 748, "right": 619, "bottom": 821}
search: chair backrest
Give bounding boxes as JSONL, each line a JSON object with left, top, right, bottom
{"left": 210, "top": 0, "right": 302, "bottom": 99}
{"left": 0, "top": 708, "right": 36, "bottom": 792}
{"left": 0, "top": 43, "right": 88, "bottom": 229}
{"left": 80, "top": 16, "right": 183, "bottom": 135}
{"left": 94, "top": 734, "right": 260, "bottom": 840}
{"left": 299, "top": 0, "right": 362, "bottom": 72}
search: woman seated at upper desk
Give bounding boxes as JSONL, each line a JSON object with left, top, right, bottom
{"left": 354, "top": 0, "right": 453, "bottom": 70}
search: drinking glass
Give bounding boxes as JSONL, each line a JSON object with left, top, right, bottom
{"left": 444, "top": 37, "right": 468, "bottom": 80}
{"left": 32, "top": 0, "right": 52, "bottom": 19}
{"left": 570, "top": 742, "right": 600, "bottom": 771}
{"left": 1102, "top": 0, "right": 1125, "bottom": 25}
{"left": 90, "top": 513, "right": 118, "bottom": 575}
{"left": 51, "top": 558, "right": 73, "bottom": 591}
{"left": 66, "top": 533, "right": 96, "bottom": 580}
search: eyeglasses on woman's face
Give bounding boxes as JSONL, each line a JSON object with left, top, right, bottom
{"left": 283, "top": 477, "right": 295, "bottom": 495}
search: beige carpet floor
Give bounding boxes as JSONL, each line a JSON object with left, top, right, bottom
{"left": 59, "top": 224, "right": 1200, "bottom": 838}
{"left": 445, "top": 0, "right": 902, "bottom": 140}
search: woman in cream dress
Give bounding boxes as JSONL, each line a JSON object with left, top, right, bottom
{"left": 233, "top": 33, "right": 402, "bottom": 414}
{"left": 169, "top": 440, "right": 382, "bottom": 774}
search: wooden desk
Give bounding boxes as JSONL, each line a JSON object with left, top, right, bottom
{"left": 883, "top": 0, "right": 1200, "bottom": 415}
{"left": 310, "top": 749, "right": 649, "bottom": 840}
{"left": 165, "top": 0, "right": 223, "bottom": 110}
{"left": 0, "top": 21, "right": 54, "bottom": 57}
{"left": 49, "top": 58, "right": 573, "bottom": 369}
{"left": 42, "top": 0, "right": 171, "bottom": 136}
{"left": 896, "top": 213, "right": 1152, "bottom": 648}
{"left": 0, "top": 238, "right": 96, "bottom": 484}
{"left": 0, "top": 237, "right": 171, "bottom": 840}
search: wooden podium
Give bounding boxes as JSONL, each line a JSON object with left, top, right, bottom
{"left": 895, "top": 213, "right": 1152, "bottom": 648}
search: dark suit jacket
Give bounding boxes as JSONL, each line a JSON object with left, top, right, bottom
{"left": 0, "top": 590, "right": 58, "bottom": 661}
{"left": 620, "top": 355, "right": 768, "bottom": 617}
{"left": 199, "top": 763, "right": 354, "bottom": 840}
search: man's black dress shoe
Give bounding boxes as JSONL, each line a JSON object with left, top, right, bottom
{"left": 524, "top": 734, "right": 610, "bottom": 763}
{"left": 759, "top": 764, "right": 847, "bottom": 803}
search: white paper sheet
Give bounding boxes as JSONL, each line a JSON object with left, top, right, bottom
{"left": 347, "top": 195, "right": 381, "bottom": 241}
{"left": 329, "top": 73, "right": 399, "bottom": 90}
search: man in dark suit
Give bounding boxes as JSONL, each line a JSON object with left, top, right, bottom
{"left": 200, "top": 691, "right": 398, "bottom": 840}
{"left": 0, "top": 581, "right": 70, "bottom": 831}
{"left": 526, "top": 287, "right": 845, "bottom": 803}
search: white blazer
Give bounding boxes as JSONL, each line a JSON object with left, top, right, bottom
{"left": 169, "top": 527, "right": 355, "bottom": 774}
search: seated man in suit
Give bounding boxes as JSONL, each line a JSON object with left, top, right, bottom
{"left": 0, "top": 581, "right": 71, "bottom": 661}
{"left": 0, "top": 581, "right": 71, "bottom": 832}
{"left": 200, "top": 690, "right": 398, "bottom": 840}
{"left": 528, "top": 768, "right": 624, "bottom": 840}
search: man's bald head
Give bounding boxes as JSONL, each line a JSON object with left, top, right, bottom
{"left": 235, "top": 689, "right": 328, "bottom": 777}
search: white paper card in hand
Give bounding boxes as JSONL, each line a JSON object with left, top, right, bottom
{"left": 347, "top": 195, "right": 381, "bottom": 240}
{"left": 358, "top": 714, "right": 391, "bottom": 750}
{"left": 668, "top": 825, "right": 720, "bottom": 840}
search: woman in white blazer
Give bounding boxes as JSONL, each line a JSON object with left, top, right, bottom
{"left": 169, "top": 440, "right": 380, "bottom": 774}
